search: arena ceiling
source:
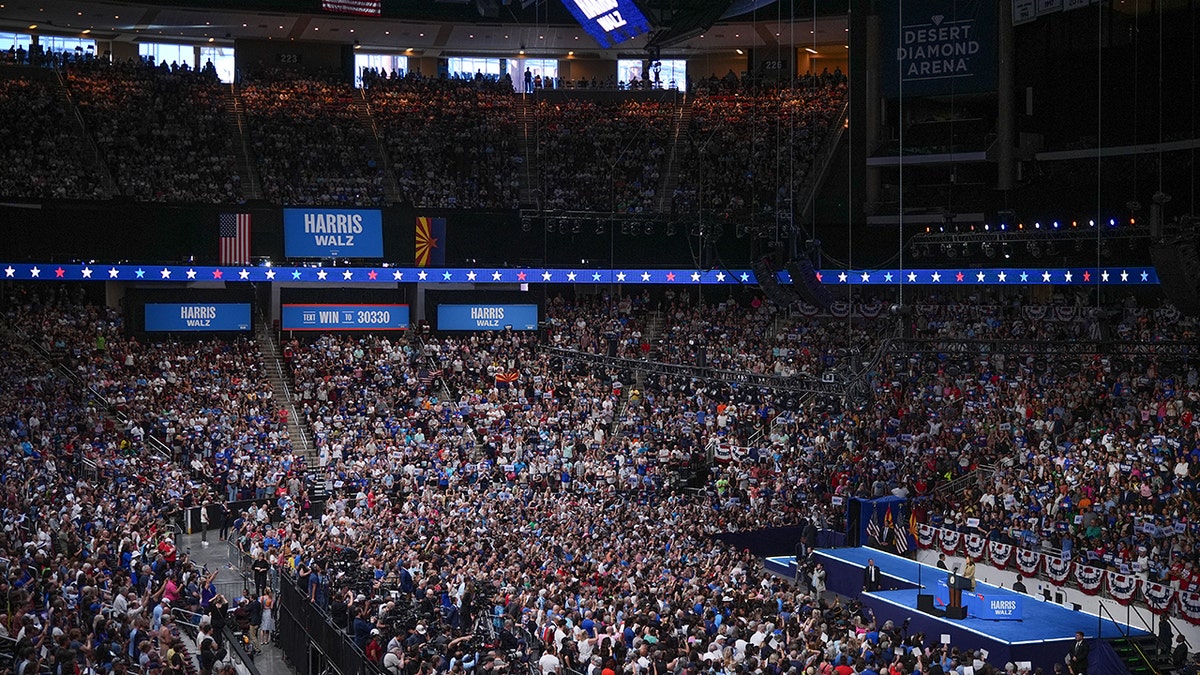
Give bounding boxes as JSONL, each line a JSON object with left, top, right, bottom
{"left": 0, "top": 0, "right": 850, "bottom": 56}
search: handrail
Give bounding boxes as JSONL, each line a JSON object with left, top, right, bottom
{"left": 221, "top": 624, "right": 264, "bottom": 675}
{"left": 253, "top": 304, "right": 315, "bottom": 461}
{"left": 1097, "top": 600, "right": 1158, "bottom": 674}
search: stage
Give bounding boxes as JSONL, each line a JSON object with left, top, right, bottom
{"left": 765, "top": 547, "right": 1147, "bottom": 671}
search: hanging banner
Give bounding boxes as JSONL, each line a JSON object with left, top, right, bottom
{"left": 283, "top": 208, "right": 384, "bottom": 258}
{"left": 1106, "top": 571, "right": 1139, "bottom": 605}
{"left": 882, "top": 0, "right": 998, "bottom": 98}
{"left": 1012, "top": 0, "right": 1037, "bottom": 24}
{"left": 1016, "top": 548, "right": 1041, "bottom": 576}
{"left": 1179, "top": 591, "right": 1200, "bottom": 625}
{"left": 1075, "top": 564, "right": 1104, "bottom": 595}
{"left": 1143, "top": 580, "right": 1176, "bottom": 615}
{"left": 939, "top": 528, "right": 962, "bottom": 555}
{"left": 917, "top": 523, "right": 937, "bottom": 548}
{"left": 144, "top": 303, "right": 250, "bottom": 332}
{"left": 964, "top": 533, "right": 987, "bottom": 561}
{"left": 988, "top": 541, "right": 1012, "bottom": 569}
{"left": 1044, "top": 555, "right": 1072, "bottom": 584}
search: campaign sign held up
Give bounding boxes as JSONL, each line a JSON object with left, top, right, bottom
{"left": 283, "top": 208, "right": 384, "bottom": 258}
{"left": 145, "top": 303, "right": 251, "bottom": 332}
{"left": 438, "top": 304, "right": 539, "bottom": 331}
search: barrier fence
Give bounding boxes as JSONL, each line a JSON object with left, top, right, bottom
{"left": 276, "top": 571, "right": 387, "bottom": 675}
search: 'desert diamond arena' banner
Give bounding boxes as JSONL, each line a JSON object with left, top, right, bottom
{"left": 881, "top": 0, "right": 997, "bottom": 98}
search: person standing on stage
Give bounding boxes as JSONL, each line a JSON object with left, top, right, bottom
{"left": 963, "top": 559, "right": 977, "bottom": 591}
{"left": 864, "top": 558, "right": 882, "bottom": 592}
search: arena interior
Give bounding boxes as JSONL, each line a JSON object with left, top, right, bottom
{"left": 1, "top": 2, "right": 1199, "bottom": 675}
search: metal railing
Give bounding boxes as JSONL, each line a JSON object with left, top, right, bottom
{"left": 1098, "top": 600, "right": 1159, "bottom": 674}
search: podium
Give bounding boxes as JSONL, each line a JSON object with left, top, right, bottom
{"left": 946, "top": 572, "right": 972, "bottom": 620}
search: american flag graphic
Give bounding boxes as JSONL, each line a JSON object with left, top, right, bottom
{"left": 219, "top": 213, "right": 251, "bottom": 265}
{"left": 321, "top": 0, "right": 381, "bottom": 16}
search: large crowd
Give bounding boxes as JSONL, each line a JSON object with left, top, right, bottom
{"left": 533, "top": 99, "right": 675, "bottom": 213}
{"left": 0, "top": 75, "right": 105, "bottom": 200}
{"left": 5, "top": 282, "right": 1200, "bottom": 675}
{"left": 241, "top": 71, "right": 386, "bottom": 207}
{"left": 365, "top": 75, "right": 522, "bottom": 210}
{"left": 64, "top": 58, "right": 243, "bottom": 203}
{"left": 673, "top": 80, "right": 847, "bottom": 221}
{"left": 0, "top": 59, "right": 850, "bottom": 216}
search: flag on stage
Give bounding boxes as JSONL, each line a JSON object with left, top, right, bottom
{"left": 321, "top": 0, "right": 381, "bottom": 16}
{"left": 867, "top": 511, "right": 882, "bottom": 544}
{"left": 415, "top": 216, "right": 446, "bottom": 267}
{"left": 895, "top": 506, "right": 910, "bottom": 554}
{"left": 219, "top": 213, "right": 251, "bottom": 265}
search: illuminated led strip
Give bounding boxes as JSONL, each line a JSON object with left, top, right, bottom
{"left": 0, "top": 263, "right": 1160, "bottom": 285}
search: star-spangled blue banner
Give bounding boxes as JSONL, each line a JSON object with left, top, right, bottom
{"left": 0, "top": 263, "right": 1161, "bottom": 286}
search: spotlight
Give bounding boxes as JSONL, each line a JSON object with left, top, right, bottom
{"left": 911, "top": 245, "right": 921, "bottom": 260}
{"left": 572, "top": 220, "right": 581, "bottom": 234}
{"left": 982, "top": 242, "right": 995, "bottom": 258}
{"left": 665, "top": 223, "right": 676, "bottom": 236}
{"left": 644, "top": 223, "right": 654, "bottom": 236}
{"left": 521, "top": 217, "right": 531, "bottom": 232}
{"left": 595, "top": 222, "right": 605, "bottom": 235}
{"left": 943, "top": 243, "right": 957, "bottom": 259}
{"left": 961, "top": 242, "right": 972, "bottom": 257}
{"left": 1002, "top": 243, "right": 1012, "bottom": 259}
{"left": 545, "top": 220, "right": 555, "bottom": 233}
{"left": 1028, "top": 241, "right": 1042, "bottom": 258}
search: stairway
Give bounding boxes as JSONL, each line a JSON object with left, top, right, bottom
{"left": 353, "top": 91, "right": 402, "bottom": 204}
{"left": 516, "top": 98, "right": 540, "bottom": 207}
{"left": 655, "top": 101, "right": 691, "bottom": 214}
{"left": 253, "top": 316, "right": 315, "bottom": 466}
{"left": 608, "top": 310, "right": 664, "bottom": 440}
{"left": 223, "top": 85, "right": 263, "bottom": 201}
{"left": 1108, "top": 635, "right": 1171, "bottom": 675}
{"left": 45, "top": 66, "right": 118, "bottom": 198}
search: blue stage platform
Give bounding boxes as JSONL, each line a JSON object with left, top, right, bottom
{"left": 765, "top": 547, "right": 1147, "bottom": 672}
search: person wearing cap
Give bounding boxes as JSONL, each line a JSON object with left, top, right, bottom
{"left": 364, "top": 629, "right": 383, "bottom": 663}
{"left": 383, "top": 644, "right": 405, "bottom": 675}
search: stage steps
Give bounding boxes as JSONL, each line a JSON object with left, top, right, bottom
{"left": 1107, "top": 635, "right": 1171, "bottom": 675}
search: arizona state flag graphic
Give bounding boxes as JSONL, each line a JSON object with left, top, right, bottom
{"left": 415, "top": 217, "right": 446, "bottom": 267}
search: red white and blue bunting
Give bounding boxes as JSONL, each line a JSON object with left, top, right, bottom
{"left": 939, "top": 529, "right": 962, "bottom": 556}
{"left": 964, "top": 533, "right": 987, "bottom": 561}
{"left": 1045, "top": 555, "right": 1073, "bottom": 584}
{"left": 1178, "top": 591, "right": 1200, "bottom": 625}
{"left": 1106, "top": 571, "right": 1139, "bottom": 605}
{"left": 1075, "top": 564, "right": 1105, "bottom": 595}
{"left": 988, "top": 541, "right": 1012, "bottom": 569}
{"left": 1016, "top": 548, "right": 1042, "bottom": 576}
{"left": 1142, "top": 580, "right": 1175, "bottom": 615}
{"left": 917, "top": 524, "right": 937, "bottom": 549}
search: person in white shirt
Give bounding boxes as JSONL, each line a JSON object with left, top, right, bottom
{"left": 538, "top": 647, "right": 561, "bottom": 675}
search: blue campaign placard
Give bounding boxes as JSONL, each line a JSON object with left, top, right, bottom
{"left": 283, "top": 208, "right": 384, "bottom": 258}
{"left": 437, "top": 304, "right": 539, "bottom": 331}
{"left": 281, "top": 304, "right": 409, "bottom": 331}
{"left": 144, "top": 303, "right": 251, "bottom": 332}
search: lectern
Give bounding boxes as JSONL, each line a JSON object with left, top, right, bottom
{"left": 946, "top": 572, "right": 972, "bottom": 620}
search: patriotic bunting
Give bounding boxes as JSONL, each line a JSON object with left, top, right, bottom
{"left": 1044, "top": 555, "right": 1072, "bottom": 584}
{"left": 964, "top": 533, "right": 987, "bottom": 561}
{"left": 1074, "top": 564, "right": 1104, "bottom": 595}
{"left": 1106, "top": 571, "right": 1139, "bottom": 605}
{"left": 988, "top": 541, "right": 1012, "bottom": 569}
{"left": 1016, "top": 548, "right": 1042, "bottom": 576}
